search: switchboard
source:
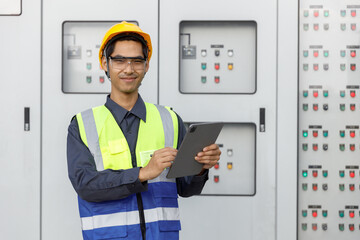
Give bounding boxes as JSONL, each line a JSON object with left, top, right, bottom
{"left": 298, "top": 1, "right": 360, "bottom": 239}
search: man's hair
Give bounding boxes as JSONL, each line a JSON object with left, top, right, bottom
{"left": 104, "top": 33, "right": 149, "bottom": 60}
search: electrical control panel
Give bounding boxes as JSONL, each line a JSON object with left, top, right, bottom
{"left": 198, "top": 123, "right": 256, "bottom": 195}
{"left": 179, "top": 21, "right": 256, "bottom": 94}
{"left": 298, "top": 1, "right": 360, "bottom": 239}
{"left": 0, "top": 0, "right": 21, "bottom": 15}
{"left": 62, "top": 21, "right": 137, "bottom": 93}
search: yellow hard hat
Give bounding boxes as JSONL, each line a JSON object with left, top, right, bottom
{"left": 99, "top": 21, "right": 152, "bottom": 69}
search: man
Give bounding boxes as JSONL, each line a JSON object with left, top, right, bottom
{"left": 67, "top": 21, "right": 221, "bottom": 240}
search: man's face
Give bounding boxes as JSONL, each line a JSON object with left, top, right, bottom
{"left": 103, "top": 40, "right": 149, "bottom": 95}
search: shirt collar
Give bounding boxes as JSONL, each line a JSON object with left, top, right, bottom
{"left": 105, "top": 94, "right": 146, "bottom": 123}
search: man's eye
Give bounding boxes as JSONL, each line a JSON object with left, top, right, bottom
{"left": 115, "top": 59, "right": 126, "bottom": 63}
{"left": 134, "top": 60, "right": 144, "bottom": 63}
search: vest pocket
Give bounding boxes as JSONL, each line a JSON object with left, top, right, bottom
{"left": 103, "top": 139, "right": 132, "bottom": 170}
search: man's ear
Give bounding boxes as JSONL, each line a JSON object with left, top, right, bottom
{"left": 101, "top": 56, "right": 107, "bottom": 70}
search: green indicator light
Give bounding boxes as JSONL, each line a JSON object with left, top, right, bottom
{"left": 86, "top": 76, "right": 92, "bottom": 83}
{"left": 323, "top": 170, "right": 328, "bottom": 177}
{"left": 323, "top": 210, "right": 328, "bottom": 217}
{"left": 340, "top": 51, "right": 346, "bottom": 57}
{"left": 201, "top": 76, "right": 207, "bottom": 83}
{"left": 341, "top": 24, "right": 346, "bottom": 31}
{"left": 339, "top": 224, "right": 345, "bottom": 231}
{"left": 302, "top": 170, "right": 308, "bottom": 177}
{"left": 324, "top": 11, "right": 329, "bottom": 17}
{"left": 323, "top": 131, "right": 328, "bottom": 137}
{"left": 340, "top": 104, "right": 345, "bottom": 111}
{"left": 302, "top": 144, "right": 308, "bottom": 151}
{"left": 341, "top": 10, "right": 346, "bottom": 17}
{"left": 324, "top": 51, "right": 329, "bottom": 57}
{"left": 340, "top": 64, "right": 346, "bottom": 71}
{"left": 303, "top": 91, "right": 308, "bottom": 97}
{"left": 340, "top": 144, "right": 345, "bottom": 151}
{"left": 303, "top": 104, "right": 308, "bottom": 111}
{"left": 303, "top": 64, "right": 308, "bottom": 71}
{"left": 303, "top": 131, "right": 308, "bottom": 137}
{"left": 201, "top": 63, "right": 206, "bottom": 70}
{"left": 339, "top": 171, "right": 345, "bottom": 177}
{"left": 86, "top": 63, "right": 92, "bottom": 70}
{"left": 339, "top": 184, "right": 345, "bottom": 191}
{"left": 304, "top": 24, "right": 309, "bottom": 31}
{"left": 303, "top": 51, "right": 308, "bottom": 57}
{"left": 302, "top": 183, "right": 308, "bottom": 190}
{"left": 323, "top": 91, "right": 329, "bottom": 97}
{"left": 302, "top": 210, "right": 308, "bottom": 217}
{"left": 339, "top": 211, "right": 345, "bottom": 218}
{"left": 340, "top": 131, "right": 345, "bottom": 137}
{"left": 302, "top": 224, "right": 307, "bottom": 231}
{"left": 304, "top": 11, "right": 309, "bottom": 17}
{"left": 340, "top": 91, "right": 345, "bottom": 97}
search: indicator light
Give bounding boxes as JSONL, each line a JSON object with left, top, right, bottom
{"left": 86, "top": 76, "right": 92, "bottom": 83}
{"left": 322, "top": 224, "right": 327, "bottom": 231}
{"left": 86, "top": 50, "right": 92, "bottom": 57}
{"left": 303, "top": 50, "right": 308, "bottom": 57}
{"left": 228, "top": 50, "right": 234, "bottom": 57}
{"left": 227, "top": 162, "right": 233, "bottom": 170}
{"left": 339, "top": 211, "right": 345, "bottom": 217}
{"left": 350, "top": 211, "right": 355, "bottom": 218}
{"left": 323, "top": 64, "right": 329, "bottom": 71}
{"left": 350, "top": 171, "right": 355, "bottom": 178}
{"left": 312, "top": 224, "right": 317, "bottom": 231}
{"left": 340, "top": 91, "right": 345, "bottom": 97}
{"left": 339, "top": 184, "right": 345, "bottom": 191}
{"left": 302, "top": 183, "right": 308, "bottom": 190}
{"left": 323, "top": 104, "right": 328, "bottom": 111}
{"left": 86, "top": 63, "right": 92, "bottom": 70}
{"left": 351, "top": 10, "right": 356, "bottom": 17}
{"left": 323, "top": 91, "right": 329, "bottom": 97}
{"left": 322, "top": 210, "right": 328, "bottom": 217}
{"left": 313, "top": 131, "right": 318, "bottom": 137}
{"left": 227, "top": 150, "right": 233, "bottom": 157}
{"left": 201, "top": 49, "right": 207, "bottom": 57}
{"left": 302, "top": 210, "right": 308, "bottom": 217}
{"left": 350, "top": 184, "right": 355, "bottom": 191}
{"left": 323, "top": 131, "right": 328, "bottom": 137}
{"left": 313, "top": 104, "right": 318, "bottom": 111}
{"left": 304, "top": 24, "right": 309, "bottom": 31}
{"left": 303, "top": 104, "right": 308, "bottom": 111}
{"left": 340, "top": 131, "right": 345, "bottom": 137}
{"left": 339, "top": 144, "right": 345, "bottom": 151}
{"left": 324, "top": 10, "right": 329, "bottom": 17}
{"left": 313, "top": 64, "right": 319, "bottom": 71}
{"left": 302, "top": 170, "right": 308, "bottom": 177}
{"left": 350, "top": 144, "right": 355, "bottom": 151}
{"left": 303, "top": 130, "right": 308, "bottom": 137}
{"left": 323, "top": 144, "right": 328, "bottom": 151}
{"left": 99, "top": 76, "right": 105, "bottom": 84}
{"left": 313, "top": 91, "right": 318, "bottom": 97}
{"left": 339, "top": 224, "right": 345, "bottom": 231}
{"left": 314, "top": 10, "right": 319, "bottom": 17}
{"left": 312, "top": 210, "right": 318, "bottom": 217}
{"left": 228, "top": 63, "right": 233, "bottom": 70}
{"left": 201, "top": 63, "right": 207, "bottom": 70}
{"left": 314, "top": 24, "right": 319, "bottom": 31}
{"left": 214, "top": 76, "right": 220, "bottom": 84}
{"left": 349, "top": 224, "right": 355, "bottom": 232}
{"left": 324, "top": 51, "right": 329, "bottom": 57}
{"left": 302, "top": 144, "right": 308, "bottom": 151}
{"left": 304, "top": 10, "right": 309, "bottom": 17}
{"left": 215, "top": 50, "right": 220, "bottom": 57}
{"left": 302, "top": 224, "right": 307, "bottom": 231}
{"left": 340, "top": 104, "right": 345, "bottom": 111}
{"left": 323, "top": 170, "right": 328, "bottom": 177}
{"left": 201, "top": 76, "right": 207, "bottom": 83}
{"left": 351, "top": 24, "right": 356, "bottom": 31}
{"left": 350, "top": 64, "right": 356, "bottom": 71}
{"left": 303, "top": 64, "right": 309, "bottom": 71}
{"left": 214, "top": 163, "right": 219, "bottom": 169}
{"left": 350, "top": 104, "right": 355, "bottom": 111}
{"left": 215, "top": 63, "right": 220, "bottom": 70}
{"left": 322, "top": 184, "right": 328, "bottom": 191}
{"left": 351, "top": 50, "right": 356, "bottom": 57}
{"left": 323, "top": 24, "right": 329, "bottom": 31}
{"left": 214, "top": 175, "right": 219, "bottom": 183}
{"left": 340, "top": 50, "right": 346, "bottom": 57}
{"left": 339, "top": 171, "right": 345, "bottom": 177}
{"left": 314, "top": 51, "right": 319, "bottom": 57}
{"left": 350, "top": 131, "right": 355, "bottom": 137}
{"left": 303, "top": 90, "right": 308, "bottom": 97}
{"left": 341, "top": 24, "right": 346, "bottom": 31}
{"left": 340, "top": 64, "right": 346, "bottom": 71}
{"left": 341, "top": 10, "right": 346, "bottom": 17}
{"left": 350, "top": 91, "right": 356, "bottom": 97}
{"left": 312, "top": 184, "right": 318, "bottom": 191}
{"left": 312, "top": 170, "right": 318, "bottom": 177}
{"left": 313, "top": 144, "right": 318, "bottom": 151}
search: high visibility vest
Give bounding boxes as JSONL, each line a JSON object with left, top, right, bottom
{"left": 76, "top": 102, "right": 181, "bottom": 240}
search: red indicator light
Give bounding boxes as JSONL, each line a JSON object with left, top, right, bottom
{"left": 314, "top": 11, "right": 319, "bottom": 17}
{"left": 351, "top": 51, "right": 356, "bottom": 57}
{"left": 351, "top": 10, "right": 356, "bottom": 17}
{"left": 351, "top": 64, "right": 356, "bottom": 71}
{"left": 214, "top": 76, "right": 220, "bottom": 84}
{"left": 214, "top": 175, "right": 219, "bottom": 183}
{"left": 350, "top": 131, "right": 355, "bottom": 137}
{"left": 350, "top": 171, "right": 355, "bottom": 178}
{"left": 313, "top": 104, "right": 318, "bottom": 111}
{"left": 312, "top": 184, "right": 318, "bottom": 191}
{"left": 312, "top": 210, "right": 318, "bottom": 217}
{"left": 350, "top": 104, "right": 356, "bottom": 111}
{"left": 314, "top": 51, "right": 319, "bottom": 57}
{"left": 99, "top": 76, "right": 105, "bottom": 83}
{"left": 313, "top": 131, "right": 318, "bottom": 137}
{"left": 214, "top": 163, "right": 219, "bottom": 170}
{"left": 350, "top": 184, "right": 355, "bottom": 191}
{"left": 312, "top": 170, "right": 318, "bottom": 177}
{"left": 215, "top": 63, "right": 220, "bottom": 70}
{"left": 313, "top": 91, "right": 319, "bottom": 97}
{"left": 350, "top": 91, "right": 356, "bottom": 97}
{"left": 349, "top": 211, "right": 355, "bottom": 218}
{"left": 314, "top": 64, "right": 319, "bottom": 71}
{"left": 349, "top": 224, "right": 355, "bottom": 232}
{"left": 312, "top": 224, "right": 317, "bottom": 231}
{"left": 350, "top": 144, "right": 355, "bottom": 151}
{"left": 313, "top": 144, "right": 318, "bottom": 151}
{"left": 351, "top": 24, "right": 356, "bottom": 31}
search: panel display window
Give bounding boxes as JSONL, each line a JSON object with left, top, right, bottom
{"left": 0, "top": 0, "right": 21, "bottom": 15}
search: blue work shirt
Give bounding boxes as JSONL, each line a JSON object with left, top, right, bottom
{"left": 67, "top": 95, "right": 208, "bottom": 202}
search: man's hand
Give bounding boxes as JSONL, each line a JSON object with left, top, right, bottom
{"left": 195, "top": 144, "right": 222, "bottom": 173}
{"left": 138, "top": 147, "right": 177, "bottom": 182}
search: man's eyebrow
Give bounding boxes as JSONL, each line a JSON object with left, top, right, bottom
{"left": 111, "top": 54, "right": 145, "bottom": 58}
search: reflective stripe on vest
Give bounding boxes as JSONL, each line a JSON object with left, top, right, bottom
{"left": 81, "top": 207, "right": 180, "bottom": 231}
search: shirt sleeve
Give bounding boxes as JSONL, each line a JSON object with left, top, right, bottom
{"left": 67, "top": 117, "right": 148, "bottom": 203}
{"left": 174, "top": 113, "right": 209, "bottom": 197}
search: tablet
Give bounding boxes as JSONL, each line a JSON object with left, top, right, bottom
{"left": 166, "top": 122, "right": 224, "bottom": 178}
